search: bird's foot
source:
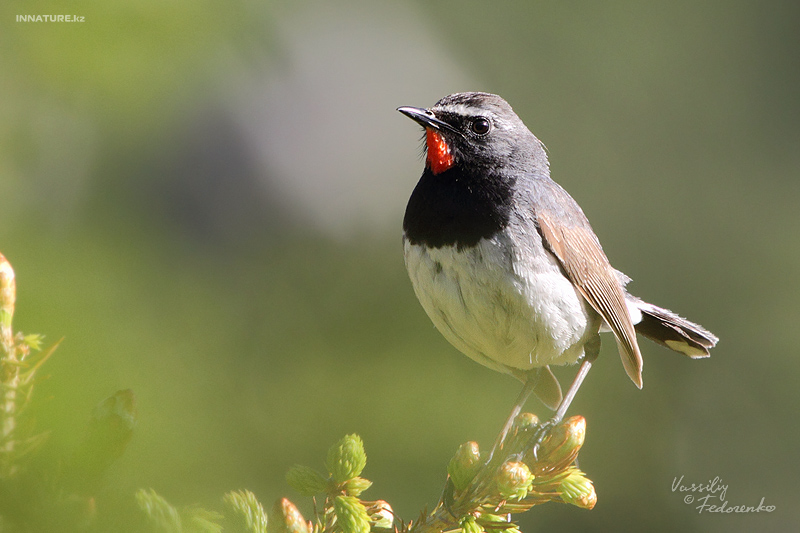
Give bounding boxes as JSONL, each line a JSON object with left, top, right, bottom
{"left": 527, "top": 416, "right": 560, "bottom": 461}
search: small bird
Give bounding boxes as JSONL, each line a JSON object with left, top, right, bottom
{"left": 398, "top": 92, "right": 718, "bottom": 449}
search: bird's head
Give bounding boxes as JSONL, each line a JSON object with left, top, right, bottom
{"left": 398, "top": 92, "right": 548, "bottom": 176}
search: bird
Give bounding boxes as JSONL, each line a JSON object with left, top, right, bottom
{"left": 397, "top": 92, "right": 718, "bottom": 452}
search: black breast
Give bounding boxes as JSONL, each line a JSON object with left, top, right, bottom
{"left": 403, "top": 165, "right": 514, "bottom": 249}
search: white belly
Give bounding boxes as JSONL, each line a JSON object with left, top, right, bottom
{"left": 404, "top": 232, "right": 598, "bottom": 375}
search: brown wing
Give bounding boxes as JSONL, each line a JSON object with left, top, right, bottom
{"left": 538, "top": 211, "right": 644, "bottom": 388}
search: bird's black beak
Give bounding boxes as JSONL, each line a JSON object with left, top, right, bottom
{"left": 397, "top": 106, "right": 460, "bottom": 135}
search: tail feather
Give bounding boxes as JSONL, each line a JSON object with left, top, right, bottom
{"left": 631, "top": 299, "right": 718, "bottom": 358}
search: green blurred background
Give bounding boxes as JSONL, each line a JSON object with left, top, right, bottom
{"left": 2, "top": 0, "right": 798, "bottom": 531}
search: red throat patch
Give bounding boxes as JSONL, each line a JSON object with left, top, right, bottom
{"left": 425, "top": 129, "right": 454, "bottom": 174}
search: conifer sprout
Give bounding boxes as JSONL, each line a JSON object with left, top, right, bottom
{"left": 0, "top": 253, "right": 62, "bottom": 481}
{"left": 0, "top": 253, "right": 597, "bottom": 532}
{"left": 282, "top": 417, "right": 594, "bottom": 533}
{"left": 223, "top": 490, "right": 269, "bottom": 533}
{"left": 326, "top": 434, "right": 367, "bottom": 483}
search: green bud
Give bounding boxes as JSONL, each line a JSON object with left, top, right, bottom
{"left": 23, "top": 333, "right": 44, "bottom": 351}
{"left": 365, "top": 500, "right": 394, "bottom": 529}
{"left": 496, "top": 461, "right": 533, "bottom": 500}
{"left": 460, "top": 515, "right": 483, "bottom": 533}
{"left": 536, "top": 416, "right": 585, "bottom": 467}
{"left": 270, "top": 498, "right": 310, "bottom": 533}
{"left": 326, "top": 434, "right": 367, "bottom": 483}
{"left": 135, "top": 488, "right": 181, "bottom": 531}
{"left": 343, "top": 476, "right": 373, "bottom": 497}
{"left": 501, "top": 413, "right": 540, "bottom": 454}
{"left": 558, "top": 468, "right": 596, "bottom": 510}
{"left": 513, "top": 412, "right": 539, "bottom": 432}
{"left": 333, "top": 496, "right": 371, "bottom": 533}
{"left": 447, "top": 441, "right": 482, "bottom": 491}
{"left": 286, "top": 465, "right": 328, "bottom": 496}
{"left": 223, "top": 490, "right": 268, "bottom": 533}
{"left": 476, "top": 513, "right": 507, "bottom": 524}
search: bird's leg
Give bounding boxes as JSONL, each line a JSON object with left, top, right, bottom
{"left": 485, "top": 373, "right": 537, "bottom": 463}
{"left": 445, "top": 375, "right": 537, "bottom": 514}
{"left": 530, "top": 334, "right": 601, "bottom": 456}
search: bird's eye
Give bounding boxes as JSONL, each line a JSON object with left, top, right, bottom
{"left": 470, "top": 117, "right": 491, "bottom": 135}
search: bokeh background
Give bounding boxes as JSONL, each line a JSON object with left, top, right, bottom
{"left": 2, "top": 0, "right": 799, "bottom": 531}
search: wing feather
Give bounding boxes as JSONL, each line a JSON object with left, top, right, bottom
{"left": 538, "top": 211, "right": 644, "bottom": 388}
